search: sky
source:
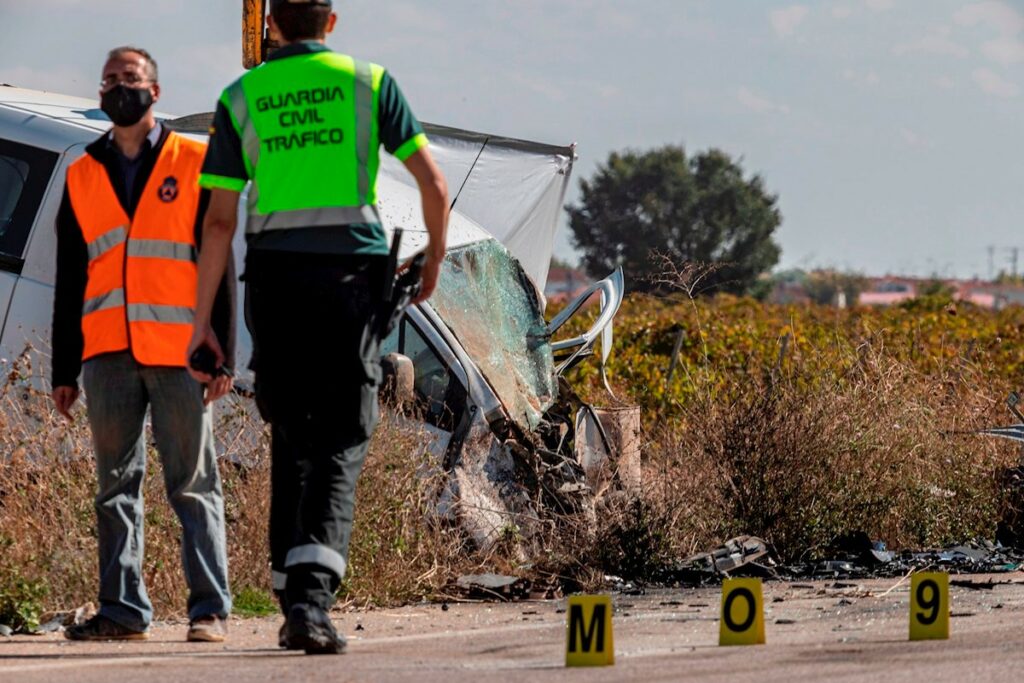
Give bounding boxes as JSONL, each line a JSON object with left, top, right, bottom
{"left": 1, "top": 0, "right": 1022, "bottom": 279}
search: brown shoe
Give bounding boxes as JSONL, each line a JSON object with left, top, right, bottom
{"left": 187, "top": 615, "right": 228, "bottom": 643}
{"left": 65, "top": 615, "right": 149, "bottom": 641}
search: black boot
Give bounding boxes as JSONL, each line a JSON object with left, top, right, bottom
{"left": 284, "top": 603, "right": 346, "bottom": 655}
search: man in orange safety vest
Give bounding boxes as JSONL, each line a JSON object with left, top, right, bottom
{"left": 50, "top": 46, "right": 235, "bottom": 643}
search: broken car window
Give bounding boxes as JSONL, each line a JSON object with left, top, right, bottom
{"left": 428, "top": 239, "right": 556, "bottom": 431}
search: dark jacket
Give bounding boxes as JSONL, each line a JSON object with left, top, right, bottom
{"left": 51, "top": 125, "right": 236, "bottom": 389}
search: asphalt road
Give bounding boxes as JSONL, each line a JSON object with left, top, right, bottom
{"left": 3, "top": 574, "right": 1024, "bottom": 682}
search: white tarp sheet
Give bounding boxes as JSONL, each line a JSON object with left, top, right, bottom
{"left": 162, "top": 111, "right": 574, "bottom": 289}
{"left": 379, "top": 123, "right": 575, "bottom": 289}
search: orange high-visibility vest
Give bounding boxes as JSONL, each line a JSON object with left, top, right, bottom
{"left": 66, "top": 132, "right": 205, "bottom": 367}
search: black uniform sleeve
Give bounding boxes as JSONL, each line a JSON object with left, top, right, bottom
{"left": 194, "top": 188, "right": 237, "bottom": 371}
{"left": 378, "top": 71, "right": 428, "bottom": 161}
{"left": 51, "top": 187, "right": 87, "bottom": 389}
{"left": 198, "top": 99, "right": 250, "bottom": 192}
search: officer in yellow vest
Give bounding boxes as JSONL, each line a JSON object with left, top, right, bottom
{"left": 50, "top": 46, "right": 235, "bottom": 642}
{"left": 187, "top": 0, "right": 449, "bottom": 654}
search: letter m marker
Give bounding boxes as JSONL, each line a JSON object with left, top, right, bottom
{"left": 565, "top": 595, "right": 615, "bottom": 667}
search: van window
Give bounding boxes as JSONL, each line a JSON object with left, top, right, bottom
{"left": 0, "top": 139, "right": 59, "bottom": 272}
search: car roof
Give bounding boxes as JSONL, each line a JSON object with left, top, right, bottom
{"left": 0, "top": 85, "right": 194, "bottom": 151}
{"left": 1, "top": 85, "right": 114, "bottom": 132}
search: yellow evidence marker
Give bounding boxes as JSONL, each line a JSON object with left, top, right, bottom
{"left": 909, "top": 572, "right": 949, "bottom": 641}
{"left": 719, "top": 578, "right": 766, "bottom": 646}
{"left": 565, "top": 594, "right": 615, "bottom": 667}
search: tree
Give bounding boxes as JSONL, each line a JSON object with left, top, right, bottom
{"left": 917, "top": 278, "right": 955, "bottom": 299}
{"left": 549, "top": 256, "right": 577, "bottom": 271}
{"left": 567, "top": 146, "right": 782, "bottom": 295}
{"left": 803, "top": 270, "right": 868, "bottom": 306}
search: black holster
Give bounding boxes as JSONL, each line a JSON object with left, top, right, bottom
{"left": 373, "top": 229, "right": 426, "bottom": 342}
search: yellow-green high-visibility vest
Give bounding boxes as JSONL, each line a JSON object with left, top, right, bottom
{"left": 219, "top": 52, "right": 385, "bottom": 234}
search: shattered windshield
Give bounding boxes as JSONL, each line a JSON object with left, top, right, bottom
{"left": 429, "top": 239, "right": 556, "bottom": 431}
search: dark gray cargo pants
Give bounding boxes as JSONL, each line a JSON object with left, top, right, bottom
{"left": 245, "top": 251, "right": 385, "bottom": 612}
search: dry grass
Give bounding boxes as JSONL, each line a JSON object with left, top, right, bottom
{"left": 581, "top": 332, "right": 1022, "bottom": 577}
{"left": 0, "top": 350, "right": 472, "bottom": 625}
{"left": 4, "top": 288, "right": 1024, "bottom": 623}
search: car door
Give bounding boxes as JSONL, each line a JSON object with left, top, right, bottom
{"left": 548, "top": 267, "right": 625, "bottom": 378}
{"left": 381, "top": 306, "right": 470, "bottom": 432}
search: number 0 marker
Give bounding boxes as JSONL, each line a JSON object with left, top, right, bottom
{"left": 719, "top": 578, "right": 766, "bottom": 646}
{"left": 909, "top": 572, "right": 949, "bottom": 641}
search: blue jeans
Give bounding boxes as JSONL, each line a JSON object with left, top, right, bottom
{"left": 82, "top": 352, "right": 231, "bottom": 631}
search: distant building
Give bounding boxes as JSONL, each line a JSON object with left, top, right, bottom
{"left": 857, "top": 277, "right": 1024, "bottom": 309}
{"left": 765, "top": 272, "right": 1024, "bottom": 310}
{"left": 545, "top": 265, "right": 590, "bottom": 304}
{"left": 858, "top": 278, "right": 917, "bottom": 306}
{"left": 955, "top": 280, "right": 1024, "bottom": 309}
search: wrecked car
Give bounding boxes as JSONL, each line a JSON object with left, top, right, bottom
{"left": 380, "top": 237, "right": 626, "bottom": 552}
{"left": 366, "top": 127, "right": 628, "bottom": 552}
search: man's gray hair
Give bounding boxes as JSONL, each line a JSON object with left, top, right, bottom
{"left": 106, "top": 46, "right": 159, "bottom": 82}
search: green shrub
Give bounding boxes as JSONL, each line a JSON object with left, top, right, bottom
{"left": 232, "top": 586, "right": 278, "bottom": 617}
{"left": 0, "top": 562, "right": 48, "bottom": 632}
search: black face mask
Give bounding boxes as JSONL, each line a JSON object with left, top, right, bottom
{"left": 101, "top": 84, "right": 154, "bottom": 127}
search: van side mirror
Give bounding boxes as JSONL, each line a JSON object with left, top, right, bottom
{"left": 380, "top": 353, "right": 415, "bottom": 408}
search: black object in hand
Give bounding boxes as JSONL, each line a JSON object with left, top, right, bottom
{"left": 397, "top": 253, "right": 426, "bottom": 299}
{"left": 189, "top": 345, "right": 225, "bottom": 377}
